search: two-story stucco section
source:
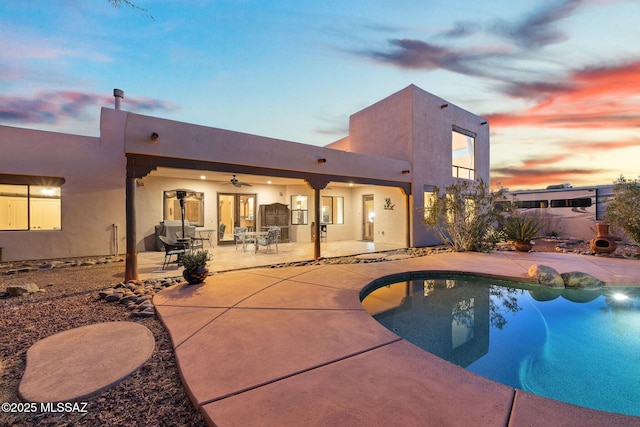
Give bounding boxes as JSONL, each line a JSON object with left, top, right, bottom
{"left": 332, "top": 85, "right": 490, "bottom": 246}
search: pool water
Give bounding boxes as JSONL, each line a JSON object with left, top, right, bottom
{"left": 361, "top": 275, "right": 640, "bottom": 417}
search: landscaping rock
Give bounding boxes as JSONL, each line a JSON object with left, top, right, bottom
{"left": 561, "top": 271, "right": 604, "bottom": 289}
{"left": 6, "top": 283, "right": 43, "bottom": 296}
{"left": 97, "top": 277, "right": 184, "bottom": 317}
{"left": 528, "top": 264, "right": 564, "bottom": 288}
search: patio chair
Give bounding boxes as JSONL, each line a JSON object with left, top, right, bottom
{"left": 320, "top": 224, "right": 327, "bottom": 242}
{"left": 234, "top": 226, "right": 252, "bottom": 251}
{"left": 158, "top": 235, "right": 188, "bottom": 269}
{"left": 255, "top": 227, "right": 280, "bottom": 254}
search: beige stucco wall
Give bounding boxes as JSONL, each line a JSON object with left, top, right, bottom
{"left": 0, "top": 111, "right": 127, "bottom": 261}
{"left": 122, "top": 112, "right": 412, "bottom": 184}
{"left": 348, "top": 185, "right": 408, "bottom": 246}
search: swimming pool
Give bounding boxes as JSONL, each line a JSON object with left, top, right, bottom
{"left": 361, "top": 274, "right": 640, "bottom": 417}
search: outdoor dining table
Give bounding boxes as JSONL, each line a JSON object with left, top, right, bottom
{"left": 194, "top": 228, "right": 215, "bottom": 247}
{"left": 235, "top": 231, "right": 268, "bottom": 253}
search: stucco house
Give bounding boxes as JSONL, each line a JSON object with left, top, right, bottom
{"left": 0, "top": 84, "right": 489, "bottom": 278}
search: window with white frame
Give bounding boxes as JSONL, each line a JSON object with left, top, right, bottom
{"left": 452, "top": 127, "right": 476, "bottom": 180}
{"left": 291, "top": 195, "right": 308, "bottom": 225}
{"left": 321, "top": 196, "right": 344, "bottom": 224}
{"left": 0, "top": 178, "right": 63, "bottom": 231}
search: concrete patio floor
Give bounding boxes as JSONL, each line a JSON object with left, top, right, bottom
{"left": 137, "top": 240, "right": 405, "bottom": 280}
{"left": 152, "top": 250, "right": 640, "bottom": 426}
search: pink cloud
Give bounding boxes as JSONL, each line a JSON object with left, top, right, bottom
{"left": 486, "top": 61, "right": 640, "bottom": 130}
{"left": 0, "top": 90, "right": 175, "bottom": 124}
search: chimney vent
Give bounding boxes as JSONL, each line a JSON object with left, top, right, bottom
{"left": 113, "top": 89, "right": 124, "bottom": 110}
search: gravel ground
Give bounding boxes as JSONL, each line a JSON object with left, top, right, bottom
{"left": 0, "top": 240, "right": 637, "bottom": 426}
{"left": 0, "top": 262, "right": 206, "bottom": 427}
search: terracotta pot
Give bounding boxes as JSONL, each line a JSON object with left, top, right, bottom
{"left": 590, "top": 223, "right": 616, "bottom": 254}
{"left": 595, "top": 223, "right": 610, "bottom": 238}
{"left": 183, "top": 267, "right": 209, "bottom": 284}
{"left": 513, "top": 241, "right": 533, "bottom": 252}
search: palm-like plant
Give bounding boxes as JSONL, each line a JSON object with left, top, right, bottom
{"left": 502, "top": 214, "right": 541, "bottom": 243}
{"left": 177, "top": 250, "right": 211, "bottom": 271}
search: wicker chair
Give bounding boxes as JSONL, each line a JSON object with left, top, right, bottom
{"left": 158, "top": 235, "right": 188, "bottom": 269}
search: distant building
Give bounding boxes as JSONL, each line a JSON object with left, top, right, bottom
{"left": 0, "top": 85, "right": 490, "bottom": 277}
{"left": 504, "top": 184, "right": 615, "bottom": 240}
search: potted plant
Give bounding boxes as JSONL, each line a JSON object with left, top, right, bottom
{"left": 177, "top": 250, "right": 211, "bottom": 284}
{"left": 502, "top": 214, "right": 541, "bottom": 252}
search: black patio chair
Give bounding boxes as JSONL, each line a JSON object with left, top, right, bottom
{"left": 158, "top": 235, "right": 188, "bottom": 269}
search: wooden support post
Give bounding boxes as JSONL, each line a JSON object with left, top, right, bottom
{"left": 125, "top": 176, "right": 138, "bottom": 281}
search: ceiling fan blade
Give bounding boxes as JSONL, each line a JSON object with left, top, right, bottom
{"left": 229, "top": 174, "right": 252, "bottom": 187}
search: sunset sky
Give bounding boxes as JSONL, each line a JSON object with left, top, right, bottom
{"left": 1, "top": 0, "right": 639, "bottom": 190}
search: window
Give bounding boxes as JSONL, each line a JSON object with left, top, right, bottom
{"left": 423, "top": 191, "right": 437, "bottom": 224}
{"left": 515, "top": 200, "right": 549, "bottom": 209}
{"left": 291, "top": 195, "right": 308, "bottom": 225}
{"left": 452, "top": 127, "right": 475, "bottom": 180}
{"left": 0, "top": 182, "right": 62, "bottom": 231}
{"left": 446, "top": 194, "right": 456, "bottom": 223}
{"left": 321, "top": 196, "right": 344, "bottom": 224}
{"left": 465, "top": 198, "right": 476, "bottom": 222}
{"left": 550, "top": 198, "right": 592, "bottom": 208}
{"left": 163, "top": 190, "right": 204, "bottom": 226}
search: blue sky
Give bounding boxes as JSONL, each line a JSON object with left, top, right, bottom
{"left": 2, "top": 0, "right": 639, "bottom": 189}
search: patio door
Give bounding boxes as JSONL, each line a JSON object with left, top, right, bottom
{"left": 217, "top": 193, "right": 256, "bottom": 244}
{"left": 363, "top": 194, "right": 374, "bottom": 241}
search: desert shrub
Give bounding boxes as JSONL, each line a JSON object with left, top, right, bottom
{"left": 502, "top": 213, "right": 542, "bottom": 242}
{"left": 423, "top": 179, "right": 505, "bottom": 252}
{"left": 605, "top": 175, "right": 640, "bottom": 246}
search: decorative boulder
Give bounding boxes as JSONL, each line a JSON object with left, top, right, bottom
{"left": 528, "top": 264, "right": 564, "bottom": 288}
{"left": 561, "top": 271, "right": 604, "bottom": 289}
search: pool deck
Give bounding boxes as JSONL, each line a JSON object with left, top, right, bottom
{"left": 153, "top": 250, "right": 640, "bottom": 426}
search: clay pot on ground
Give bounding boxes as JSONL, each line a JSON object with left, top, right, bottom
{"left": 514, "top": 241, "right": 533, "bottom": 252}
{"left": 183, "top": 266, "right": 209, "bottom": 284}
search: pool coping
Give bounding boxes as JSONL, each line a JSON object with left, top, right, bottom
{"left": 154, "top": 250, "right": 640, "bottom": 426}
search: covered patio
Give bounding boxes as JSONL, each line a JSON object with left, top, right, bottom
{"left": 137, "top": 239, "right": 407, "bottom": 281}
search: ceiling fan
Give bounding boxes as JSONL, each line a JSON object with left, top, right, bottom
{"left": 228, "top": 174, "right": 252, "bottom": 188}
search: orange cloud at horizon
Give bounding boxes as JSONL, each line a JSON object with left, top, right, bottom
{"left": 486, "top": 61, "right": 640, "bottom": 130}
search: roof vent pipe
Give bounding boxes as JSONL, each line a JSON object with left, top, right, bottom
{"left": 113, "top": 89, "right": 124, "bottom": 110}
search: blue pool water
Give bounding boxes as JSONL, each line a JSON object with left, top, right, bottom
{"left": 361, "top": 275, "right": 640, "bottom": 417}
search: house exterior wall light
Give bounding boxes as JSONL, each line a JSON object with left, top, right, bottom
{"left": 402, "top": 170, "right": 410, "bottom": 174}
{"left": 317, "top": 158, "right": 327, "bottom": 163}
{"left": 150, "top": 132, "right": 159, "bottom": 141}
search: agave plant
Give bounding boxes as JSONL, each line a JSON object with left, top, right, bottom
{"left": 177, "top": 250, "right": 211, "bottom": 271}
{"left": 502, "top": 214, "right": 541, "bottom": 243}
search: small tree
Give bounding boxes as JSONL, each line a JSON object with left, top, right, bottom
{"left": 423, "top": 179, "right": 505, "bottom": 252}
{"left": 605, "top": 175, "right": 640, "bottom": 246}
